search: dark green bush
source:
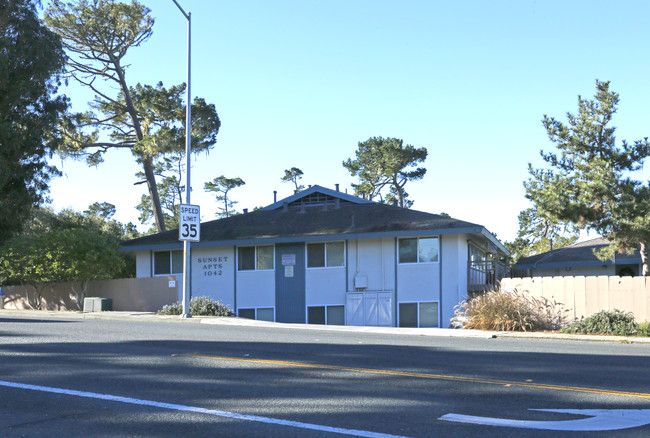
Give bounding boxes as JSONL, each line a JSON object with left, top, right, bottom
{"left": 158, "top": 296, "right": 233, "bottom": 316}
{"left": 561, "top": 309, "right": 638, "bottom": 336}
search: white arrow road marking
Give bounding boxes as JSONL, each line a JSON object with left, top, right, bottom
{"left": 440, "top": 409, "right": 650, "bottom": 431}
{"left": 0, "top": 380, "right": 407, "bottom": 438}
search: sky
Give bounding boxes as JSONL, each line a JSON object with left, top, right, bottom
{"left": 45, "top": 0, "right": 650, "bottom": 242}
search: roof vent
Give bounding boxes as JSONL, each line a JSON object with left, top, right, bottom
{"left": 335, "top": 183, "right": 340, "bottom": 192}
{"left": 243, "top": 208, "right": 248, "bottom": 214}
{"left": 274, "top": 190, "right": 277, "bottom": 203}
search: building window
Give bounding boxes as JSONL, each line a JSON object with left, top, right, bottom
{"left": 398, "top": 237, "right": 439, "bottom": 264}
{"left": 307, "top": 305, "right": 345, "bottom": 325}
{"left": 238, "top": 307, "right": 274, "bottom": 321}
{"left": 307, "top": 242, "right": 345, "bottom": 268}
{"left": 238, "top": 245, "right": 274, "bottom": 271}
{"left": 154, "top": 250, "right": 183, "bottom": 275}
{"left": 398, "top": 302, "right": 439, "bottom": 328}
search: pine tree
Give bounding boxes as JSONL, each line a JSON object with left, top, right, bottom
{"left": 525, "top": 80, "right": 650, "bottom": 274}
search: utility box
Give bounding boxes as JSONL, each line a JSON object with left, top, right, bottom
{"left": 83, "top": 297, "right": 112, "bottom": 312}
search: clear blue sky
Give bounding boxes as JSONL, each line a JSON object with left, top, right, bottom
{"left": 47, "top": 0, "right": 650, "bottom": 241}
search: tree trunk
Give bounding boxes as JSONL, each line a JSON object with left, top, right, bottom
{"left": 393, "top": 175, "right": 405, "bottom": 208}
{"left": 142, "top": 156, "right": 167, "bottom": 232}
{"left": 113, "top": 56, "right": 167, "bottom": 233}
{"left": 641, "top": 242, "right": 649, "bottom": 276}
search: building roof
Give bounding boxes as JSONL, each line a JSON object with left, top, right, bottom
{"left": 515, "top": 237, "right": 642, "bottom": 270}
{"left": 122, "top": 185, "right": 508, "bottom": 253}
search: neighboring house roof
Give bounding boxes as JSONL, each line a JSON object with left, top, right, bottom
{"left": 122, "top": 185, "right": 508, "bottom": 254}
{"left": 515, "top": 237, "right": 642, "bottom": 270}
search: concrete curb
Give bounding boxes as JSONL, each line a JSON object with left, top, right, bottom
{"left": 2, "top": 309, "right": 650, "bottom": 343}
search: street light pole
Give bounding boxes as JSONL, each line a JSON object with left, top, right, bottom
{"left": 172, "top": 0, "right": 192, "bottom": 318}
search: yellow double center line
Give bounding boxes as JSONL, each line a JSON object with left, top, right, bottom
{"left": 174, "top": 353, "right": 650, "bottom": 400}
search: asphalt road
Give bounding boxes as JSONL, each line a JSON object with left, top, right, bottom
{"left": 1, "top": 313, "right": 650, "bottom": 437}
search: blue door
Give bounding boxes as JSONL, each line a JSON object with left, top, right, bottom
{"left": 275, "top": 243, "right": 306, "bottom": 323}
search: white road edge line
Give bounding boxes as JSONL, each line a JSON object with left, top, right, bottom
{"left": 0, "top": 380, "right": 408, "bottom": 438}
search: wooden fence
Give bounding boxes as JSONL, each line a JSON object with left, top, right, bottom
{"left": 501, "top": 276, "right": 650, "bottom": 322}
{"left": 0, "top": 276, "right": 179, "bottom": 312}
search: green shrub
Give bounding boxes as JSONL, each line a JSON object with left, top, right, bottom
{"left": 454, "top": 288, "right": 569, "bottom": 332}
{"left": 158, "top": 296, "right": 234, "bottom": 317}
{"left": 561, "top": 309, "right": 638, "bottom": 336}
{"left": 158, "top": 301, "right": 183, "bottom": 315}
{"left": 637, "top": 321, "right": 650, "bottom": 337}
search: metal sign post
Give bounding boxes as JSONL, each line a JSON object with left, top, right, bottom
{"left": 172, "top": 0, "right": 193, "bottom": 318}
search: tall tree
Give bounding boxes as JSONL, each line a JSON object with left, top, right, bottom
{"left": 44, "top": 0, "right": 220, "bottom": 233}
{"left": 135, "top": 155, "right": 184, "bottom": 231}
{"left": 525, "top": 80, "right": 650, "bottom": 274}
{"left": 281, "top": 167, "right": 305, "bottom": 193}
{"left": 506, "top": 207, "right": 579, "bottom": 262}
{"left": 204, "top": 176, "right": 245, "bottom": 218}
{"left": 0, "top": 0, "right": 68, "bottom": 244}
{"left": 343, "top": 137, "right": 427, "bottom": 208}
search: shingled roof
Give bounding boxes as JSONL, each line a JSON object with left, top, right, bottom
{"left": 121, "top": 185, "right": 507, "bottom": 253}
{"left": 515, "top": 237, "right": 642, "bottom": 270}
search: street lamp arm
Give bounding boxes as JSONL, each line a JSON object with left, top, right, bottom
{"left": 171, "top": 0, "right": 189, "bottom": 20}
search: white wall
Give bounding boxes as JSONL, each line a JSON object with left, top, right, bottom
{"left": 192, "top": 246, "right": 236, "bottom": 307}
{"left": 347, "top": 238, "right": 395, "bottom": 292}
{"left": 306, "top": 267, "right": 346, "bottom": 306}
{"left": 441, "top": 235, "right": 469, "bottom": 326}
{"left": 236, "top": 270, "right": 275, "bottom": 309}
{"left": 135, "top": 251, "right": 151, "bottom": 278}
{"left": 397, "top": 262, "right": 439, "bottom": 303}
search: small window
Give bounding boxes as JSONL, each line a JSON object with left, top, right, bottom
{"left": 307, "top": 242, "right": 345, "bottom": 268}
{"left": 399, "top": 303, "right": 418, "bottom": 327}
{"left": 238, "top": 245, "right": 274, "bottom": 271}
{"left": 257, "top": 308, "right": 274, "bottom": 322}
{"left": 256, "top": 246, "right": 274, "bottom": 270}
{"left": 326, "top": 242, "right": 345, "bottom": 267}
{"left": 327, "top": 305, "right": 345, "bottom": 325}
{"left": 238, "top": 307, "right": 274, "bottom": 321}
{"left": 399, "top": 237, "right": 439, "bottom": 264}
{"left": 308, "top": 305, "right": 345, "bottom": 325}
{"left": 419, "top": 302, "right": 439, "bottom": 328}
{"left": 154, "top": 250, "right": 183, "bottom": 275}
{"left": 399, "top": 302, "right": 439, "bottom": 328}
{"left": 398, "top": 239, "right": 418, "bottom": 264}
{"left": 308, "top": 306, "right": 326, "bottom": 324}
{"left": 238, "top": 247, "right": 255, "bottom": 271}
{"left": 238, "top": 308, "right": 255, "bottom": 319}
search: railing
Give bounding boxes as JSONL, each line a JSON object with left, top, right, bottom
{"left": 467, "top": 260, "right": 510, "bottom": 296}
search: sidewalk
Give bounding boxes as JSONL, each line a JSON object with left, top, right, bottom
{"left": 2, "top": 308, "right": 650, "bottom": 343}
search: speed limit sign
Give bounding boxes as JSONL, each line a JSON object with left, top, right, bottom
{"left": 179, "top": 204, "right": 200, "bottom": 242}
